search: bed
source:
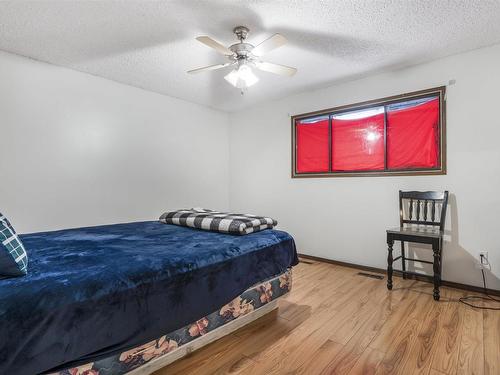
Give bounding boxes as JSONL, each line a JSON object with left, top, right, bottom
{"left": 0, "top": 221, "right": 298, "bottom": 375}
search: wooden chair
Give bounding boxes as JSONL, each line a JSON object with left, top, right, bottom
{"left": 386, "top": 190, "right": 449, "bottom": 300}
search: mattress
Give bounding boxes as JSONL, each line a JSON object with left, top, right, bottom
{"left": 0, "top": 221, "right": 298, "bottom": 375}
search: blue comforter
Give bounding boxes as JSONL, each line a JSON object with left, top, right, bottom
{"left": 0, "top": 221, "right": 297, "bottom": 375}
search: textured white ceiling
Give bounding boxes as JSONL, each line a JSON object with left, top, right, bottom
{"left": 1, "top": 1, "right": 500, "bottom": 112}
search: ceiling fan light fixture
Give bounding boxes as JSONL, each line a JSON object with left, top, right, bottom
{"left": 190, "top": 27, "right": 296, "bottom": 93}
{"left": 224, "top": 64, "right": 259, "bottom": 89}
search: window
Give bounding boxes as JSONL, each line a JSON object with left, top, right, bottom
{"left": 292, "top": 87, "right": 446, "bottom": 177}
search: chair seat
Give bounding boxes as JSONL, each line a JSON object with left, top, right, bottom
{"left": 386, "top": 226, "right": 443, "bottom": 239}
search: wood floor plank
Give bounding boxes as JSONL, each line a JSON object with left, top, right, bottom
{"left": 346, "top": 348, "right": 385, "bottom": 375}
{"left": 295, "top": 339, "right": 345, "bottom": 374}
{"left": 457, "top": 302, "right": 484, "bottom": 375}
{"left": 210, "top": 355, "right": 256, "bottom": 375}
{"left": 430, "top": 290, "right": 464, "bottom": 374}
{"left": 398, "top": 295, "right": 449, "bottom": 375}
{"left": 429, "top": 369, "right": 448, "bottom": 375}
{"left": 373, "top": 291, "right": 432, "bottom": 374}
{"left": 324, "top": 293, "right": 400, "bottom": 374}
{"left": 369, "top": 287, "right": 422, "bottom": 352}
{"left": 154, "top": 262, "right": 494, "bottom": 375}
{"left": 230, "top": 314, "right": 307, "bottom": 359}
{"left": 483, "top": 308, "right": 500, "bottom": 375}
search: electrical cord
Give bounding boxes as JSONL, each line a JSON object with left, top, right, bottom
{"left": 458, "top": 255, "right": 500, "bottom": 310}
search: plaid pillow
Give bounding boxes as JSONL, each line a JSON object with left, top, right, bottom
{"left": 159, "top": 208, "right": 277, "bottom": 235}
{"left": 0, "top": 212, "right": 28, "bottom": 276}
{"left": 0, "top": 212, "right": 15, "bottom": 232}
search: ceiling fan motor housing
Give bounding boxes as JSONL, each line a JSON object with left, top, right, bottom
{"left": 229, "top": 42, "right": 254, "bottom": 59}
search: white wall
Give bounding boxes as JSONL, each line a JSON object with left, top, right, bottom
{"left": 0, "top": 51, "right": 229, "bottom": 233}
{"left": 229, "top": 43, "right": 500, "bottom": 290}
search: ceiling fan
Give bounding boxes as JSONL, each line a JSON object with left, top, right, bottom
{"left": 188, "top": 26, "right": 297, "bottom": 93}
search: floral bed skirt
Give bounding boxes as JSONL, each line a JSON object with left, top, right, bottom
{"left": 50, "top": 269, "right": 292, "bottom": 375}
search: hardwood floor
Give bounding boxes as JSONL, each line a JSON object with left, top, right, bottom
{"left": 154, "top": 260, "right": 500, "bottom": 375}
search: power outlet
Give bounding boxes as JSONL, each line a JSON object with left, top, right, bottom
{"left": 479, "top": 251, "right": 489, "bottom": 268}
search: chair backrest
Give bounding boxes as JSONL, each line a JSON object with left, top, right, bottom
{"left": 399, "top": 191, "right": 449, "bottom": 231}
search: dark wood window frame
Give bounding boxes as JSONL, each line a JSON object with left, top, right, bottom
{"left": 291, "top": 86, "right": 447, "bottom": 178}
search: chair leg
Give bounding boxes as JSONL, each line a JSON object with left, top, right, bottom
{"left": 432, "top": 242, "right": 441, "bottom": 301}
{"left": 440, "top": 238, "right": 444, "bottom": 276}
{"left": 387, "top": 239, "right": 394, "bottom": 290}
{"left": 401, "top": 241, "right": 406, "bottom": 279}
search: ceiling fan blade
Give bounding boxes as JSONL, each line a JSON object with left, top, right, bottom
{"left": 254, "top": 61, "right": 297, "bottom": 76}
{"left": 252, "top": 33, "right": 287, "bottom": 57}
{"left": 187, "top": 62, "right": 233, "bottom": 74}
{"left": 196, "top": 36, "right": 234, "bottom": 56}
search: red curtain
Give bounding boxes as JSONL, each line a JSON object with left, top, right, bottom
{"left": 296, "top": 118, "right": 329, "bottom": 173}
{"left": 331, "top": 113, "right": 385, "bottom": 171}
{"left": 387, "top": 98, "right": 439, "bottom": 169}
